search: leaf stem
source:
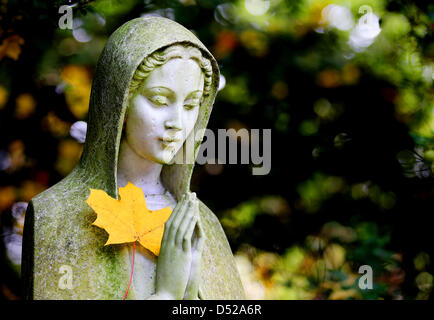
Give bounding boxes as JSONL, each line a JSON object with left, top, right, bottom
{"left": 122, "top": 241, "right": 136, "bottom": 300}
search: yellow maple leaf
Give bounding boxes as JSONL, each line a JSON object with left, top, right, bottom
{"left": 0, "top": 35, "right": 24, "bottom": 61}
{"left": 86, "top": 182, "right": 172, "bottom": 256}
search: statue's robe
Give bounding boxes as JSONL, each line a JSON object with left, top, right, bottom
{"left": 21, "top": 17, "right": 245, "bottom": 300}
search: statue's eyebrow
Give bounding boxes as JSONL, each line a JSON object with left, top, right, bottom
{"left": 186, "top": 90, "right": 203, "bottom": 98}
{"left": 143, "top": 86, "right": 174, "bottom": 96}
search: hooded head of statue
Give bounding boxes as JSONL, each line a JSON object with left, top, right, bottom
{"left": 83, "top": 17, "right": 219, "bottom": 200}
{"left": 22, "top": 17, "right": 245, "bottom": 300}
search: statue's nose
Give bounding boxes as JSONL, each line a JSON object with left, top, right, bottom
{"left": 164, "top": 105, "right": 182, "bottom": 131}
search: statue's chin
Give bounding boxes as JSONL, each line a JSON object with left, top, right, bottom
{"left": 132, "top": 142, "right": 182, "bottom": 165}
{"left": 149, "top": 149, "right": 176, "bottom": 165}
{"left": 151, "top": 157, "right": 171, "bottom": 165}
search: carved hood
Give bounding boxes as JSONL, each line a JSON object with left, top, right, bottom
{"left": 22, "top": 17, "right": 245, "bottom": 300}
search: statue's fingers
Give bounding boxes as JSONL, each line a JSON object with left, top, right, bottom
{"left": 182, "top": 215, "right": 197, "bottom": 252}
{"left": 171, "top": 192, "right": 191, "bottom": 228}
{"left": 191, "top": 193, "right": 198, "bottom": 211}
{"left": 175, "top": 197, "right": 195, "bottom": 246}
{"left": 197, "top": 217, "right": 204, "bottom": 237}
{"left": 167, "top": 193, "right": 189, "bottom": 243}
{"left": 188, "top": 194, "right": 203, "bottom": 251}
{"left": 166, "top": 193, "right": 186, "bottom": 228}
{"left": 194, "top": 218, "right": 205, "bottom": 253}
{"left": 164, "top": 196, "right": 183, "bottom": 243}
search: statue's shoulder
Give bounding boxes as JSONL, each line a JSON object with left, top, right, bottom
{"left": 30, "top": 183, "right": 64, "bottom": 217}
{"left": 30, "top": 169, "right": 88, "bottom": 218}
{"left": 22, "top": 170, "right": 120, "bottom": 300}
{"left": 22, "top": 172, "right": 84, "bottom": 300}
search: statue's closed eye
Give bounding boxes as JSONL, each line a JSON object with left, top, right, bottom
{"left": 148, "top": 95, "right": 199, "bottom": 109}
{"left": 149, "top": 95, "right": 169, "bottom": 106}
{"left": 184, "top": 91, "right": 202, "bottom": 110}
{"left": 144, "top": 87, "right": 202, "bottom": 110}
{"left": 184, "top": 98, "right": 200, "bottom": 110}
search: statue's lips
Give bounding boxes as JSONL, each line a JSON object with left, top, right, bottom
{"left": 159, "top": 137, "right": 180, "bottom": 143}
{"left": 159, "top": 136, "right": 181, "bottom": 148}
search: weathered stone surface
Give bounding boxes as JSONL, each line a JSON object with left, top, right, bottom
{"left": 22, "top": 17, "right": 245, "bottom": 300}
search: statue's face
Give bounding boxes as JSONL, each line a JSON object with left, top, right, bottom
{"left": 125, "top": 58, "right": 204, "bottom": 164}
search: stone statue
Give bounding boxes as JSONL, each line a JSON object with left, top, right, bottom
{"left": 22, "top": 17, "right": 245, "bottom": 300}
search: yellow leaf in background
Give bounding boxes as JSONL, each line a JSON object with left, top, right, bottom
{"left": 0, "top": 35, "right": 24, "bottom": 61}
{"left": 271, "top": 81, "right": 288, "bottom": 100}
{"left": 8, "top": 140, "right": 25, "bottom": 171}
{"left": 0, "top": 86, "right": 9, "bottom": 109}
{"left": 15, "top": 93, "right": 36, "bottom": 119}
{"left": 55, "top": 139, "right": 83, "bottom": 176}
{"left": 60, "top": 65, "right": 89, "bottom": 86}
{"left": 0, "top": 186, "right": 16, "bottom": 211}
{"left": 329, "top": 288, "right": 360, "bottom": 300}
{"left": 42, "top": 111, "right": 70, "bottom": 137}
{"left": 61, "top": 65, "right": 91, "bottom": 119}
{"left": 20, "top": 180, "right": 45, "bottom": 202}
{"left": 86, "top": 182, "right": 172, "bottom": 256}
{"left": 324, "top": 243, "right": 345, "bottom": 269}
